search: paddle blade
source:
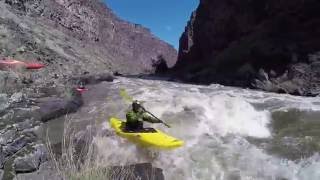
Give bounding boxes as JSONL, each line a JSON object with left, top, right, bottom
{"left": 119, "top": 88, "right": 133, "bottom": 103}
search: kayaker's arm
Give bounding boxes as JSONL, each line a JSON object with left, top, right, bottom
{"left": 142, "top": 113, "right": 161, "bottom": 123}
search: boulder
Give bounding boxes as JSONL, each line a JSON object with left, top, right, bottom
{"left": 14, "top": 144, "right": 48, "bottom": 174}
{"left": 37, "top": 92, "right": 83, "bottom": 122}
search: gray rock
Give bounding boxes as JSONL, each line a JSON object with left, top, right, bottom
{"left": 258, "top": 69, "right": 269, "bottom": 81}
{"left": 37, "top": 95, "right": 83, "bottom": 122}
{"left": 0, "top": 71, "right": 22, "bottom": 94}
{"left": 275, "top": 70, "right": 289, "bottom": 83}
{"left": 0, "top": 129, "right": 16, "bottom": 145}
{"left": 278, "top": 80, "right": 303, "bottom": 95}
{"left": 270, "top": 70, "right": 277, "bottom": 78}
{"left": 5, "top": 107, "right": 37, "bottom": 124}
{"left": 4, "top": 136, "right": 31, "bottom": 156}
{"left": 14, "top": 144, "right": 48, "bottom": 174}
{"left": 252, "top": 79, "right": 279, "bottom": 93}
{"left": 0, "top": 94, "right": 9, "bottom": 113}
{"left": 0, "top": 146, "right": 6, "bottom": 169}
{"left": 0, "top": 170, "right": 3, "bottom": 180}
{"left": 9, "top": 92, "right": 24, "bottom": 104}
{"left": 14, "top": 162, "right": 61, "bottom": 180}
{"left": 14, "top": 156, "right": 38, "bottom": 173}
{"left": 21, "top": 125, "right": 40, "bottom": 135}
{"left": 34, "top": 144, "right": 48, "bottom": 164}
{"left": 13, "top": 119, "right": 34, "bottom": 131}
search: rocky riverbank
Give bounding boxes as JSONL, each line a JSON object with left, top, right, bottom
{"left": 0, "top": 70, "right": 114, "bottom": 179}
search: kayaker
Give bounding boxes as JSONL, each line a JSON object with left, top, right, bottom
{"left": 125, "top": 100, "right": 161, "bottom": 132}
{"left": 78, "top": 81, "right": 85, "bottom": 89}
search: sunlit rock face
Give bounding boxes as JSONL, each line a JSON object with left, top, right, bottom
{"left": 1, "top": 0, "right": 177, "bottom": 76}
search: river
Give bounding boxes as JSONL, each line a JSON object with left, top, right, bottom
{"left": 47, "top": 76, "right": 320, "bottom": 180}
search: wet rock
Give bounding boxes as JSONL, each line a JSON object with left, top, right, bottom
{"left": 252, "top": 79, "right": 279, "bottom": 93}
{"left": 278, "top": 81, "right": 303, "bottom": 95}
{"left": 251, "top": 63, "right": 317, "bottom": 96}
{"left": 14, "top": 144, "right": 48, "bottom": 173}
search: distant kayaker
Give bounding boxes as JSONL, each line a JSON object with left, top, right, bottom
{"left": 78, "top": 81, "right": 85, "bottom": 89}
{"left": 76, "top": 81, "right": 88, "bottom": 93}
{"left": 125, "top": 100, "right": 161, "bottom": 132}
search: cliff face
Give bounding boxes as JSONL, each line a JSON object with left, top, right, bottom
{"left": 0, "top": 0, "right": 177, "bottom": 77}
{"left": 0, "top": 1, "right": 176, "bottom": 177}
{"left": 174, "top": 0, "right": 320, "bottom": 96}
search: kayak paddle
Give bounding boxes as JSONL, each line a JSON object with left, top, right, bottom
{"left": 141, "top": 106, "right": 171, "bottom": 128}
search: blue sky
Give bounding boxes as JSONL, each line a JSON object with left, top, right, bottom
{"left": 104, "top": 0, "right": 199, "bottom": 49}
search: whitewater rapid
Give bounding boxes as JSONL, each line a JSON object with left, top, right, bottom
{"left": 86, "top": 77, "right": 320, "bottom": 180}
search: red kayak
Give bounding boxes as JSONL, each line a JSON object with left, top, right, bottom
{"left": 0, "top": 60, "right": 45, "bottom": 70}
{"left": 76, "top": 88, "right": 88, "bottom": 93}
{"left": 25, "top": 62, "right": 45, "bottom": 69}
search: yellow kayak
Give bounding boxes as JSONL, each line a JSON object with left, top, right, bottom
{"left": 109, "top": 117, "right": 184, "bottom": 149}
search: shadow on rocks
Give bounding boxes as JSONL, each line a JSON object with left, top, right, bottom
{"left": 35, "top": 88, "right": 83, "bottom": 122}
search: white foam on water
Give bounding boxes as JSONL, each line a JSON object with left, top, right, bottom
{"left": 135, "top": 87, "right": 271, "bottom": 138}
{"left": 95, "top": 77, "right": 320, "bottom": 180}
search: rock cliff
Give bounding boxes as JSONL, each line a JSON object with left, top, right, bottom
{"left": 1, "top": 0, "right": 177, "bottom": 78}
{"left": 174, "top": 0, "right": 320, "bottom": 96}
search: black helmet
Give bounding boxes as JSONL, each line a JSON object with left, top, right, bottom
{"left": 132, "top": 100, "right": 142, "bottom": 112}
{"left": 78, "top": 81, "right": 85, "bottom": 89}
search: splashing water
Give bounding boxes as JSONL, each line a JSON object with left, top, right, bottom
{"left": 87, "top": 77, "right": 320, "bottom": 180}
